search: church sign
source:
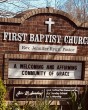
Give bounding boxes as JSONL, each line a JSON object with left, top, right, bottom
{"left": 8, "top": 60, "right": 82, "bottom": 79}
{"left": 0, "top": 7, "right": 88, "bottom": 106}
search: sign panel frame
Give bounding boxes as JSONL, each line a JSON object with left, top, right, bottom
{"left": 13, "top": 87, "right": 79, "bottom": 101}
{"left": 8, "top": 60, "right": 83, "bottom": 80}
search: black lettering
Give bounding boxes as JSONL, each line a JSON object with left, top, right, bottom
{"left": 57, "top": 65, "right": 77, "bottom": 70}
{"left": 14, "top": 64, "right": 17, "bottom": 68}
{"left": 56, "top": 72, "right": 69, "bottom": 76}
{"left": 46, "top": 65, "right": 54, "bottom": 69}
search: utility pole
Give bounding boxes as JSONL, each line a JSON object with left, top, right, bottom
{"left": 46, "top": 0, "right": 57, "bottom": 8}
{"left": 55, "top": 0, "right": 56, "bottom": 8}
{"left": 46, "top": 0, "right": 51, "bottom": 7}
{"left": 61, "top": 105, "right": 63, "bottom": 110}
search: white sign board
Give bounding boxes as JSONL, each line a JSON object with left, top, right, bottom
{"left": 8, "top": 61, "right": 82, "bottom": 79}
{"left": 19, "top": 44, "right": 77, "bottom": 53}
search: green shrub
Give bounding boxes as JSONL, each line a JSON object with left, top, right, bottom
{"left": 69, "top": 91, "right": 80, "bottom": 110}
{"left": 23, "top": 101, "right": 36, "bottom": 110}
{"left": 68, "top": 86, "right": 88, "bottom": 110}
{"left": 0, "top": 79, "right": 6, "bottom": 110}
{"left": 35, "top": 98, "right": 50, "bottom": 110}
{"left": 23, "top": 98, "right": 52, "bottom": 110}
{"left": 79, "top": 86, "right": 88, "bottom": 110}
{"left": 6, "top": 101, "right": 21, "bottom": 110}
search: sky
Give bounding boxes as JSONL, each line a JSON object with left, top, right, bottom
{"left": 0, "top": 0, "right": 87, "bottom": 18}
{"left": 0, "top": 0, "right": 68, "bottom": 17}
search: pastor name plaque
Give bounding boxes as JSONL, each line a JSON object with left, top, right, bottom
{"left": 13, "top": 87, "right": 78, "bottom": 100}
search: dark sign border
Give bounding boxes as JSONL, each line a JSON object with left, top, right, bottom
{"left": 9, "top": 59, "right": 84, "bottom": 80}
{"left": 13, "top": 87, "right": 79, "bottom": 101}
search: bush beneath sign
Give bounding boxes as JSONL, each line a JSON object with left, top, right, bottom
{"left": 6, "top": 101, "right": 21, "bottom": 110}
{"left": 0, "top": 79, "right": 6, "bottom": 110}
{"left": 23, "top": 98, "right": 51, "bottom": 110}
{"left": 6, "top": 99, "right": 59, "bottom": 110}
{"left": 67, "top": 86, "right": 88, "bottom": 110}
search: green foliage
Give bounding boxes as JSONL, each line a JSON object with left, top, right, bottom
{"left": 68, "top": 86, "right": 88, "bottom": 110}
{"left": 6, "top": 101, "right": 21, "bottom": 110}
{"left": 22, "top": 98, "right": 62, "bottom": 110}
{"left": 23, "top": 98, "right": 51, "bottom": 110}
{"left": 35, "top": 98, "right": 50, "bottom": 110}
{"left": 0, "top": 79, "right": 6, "bottom": 110}
{"left": 79, "top": 87, "right": 88, "bottom": 110}
{"left": 69, "top": 91, "right": 80, "bottom": 110}
{"left": 23, "top": 101, "right": 36, "bottom": 110}
{"left": 6, "top": 98, "right": 61, "bottom": 110}
{"left": 50, "top": 101, "right": 59, "bottom": 110}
